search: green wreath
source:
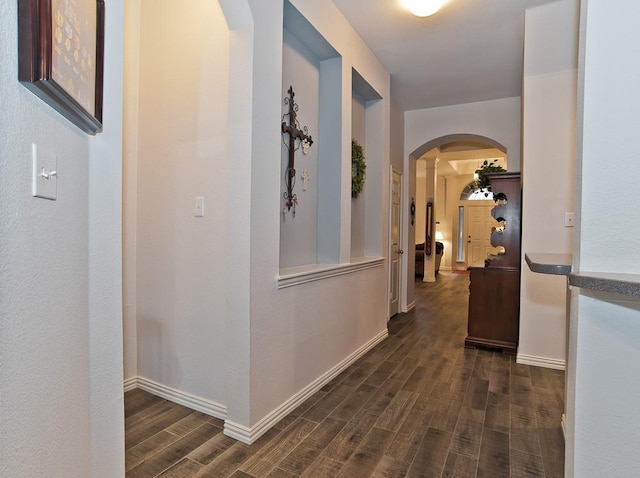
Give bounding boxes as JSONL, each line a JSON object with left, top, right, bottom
{"left": 351, "top": 139, "right": 366, "bottom": 198}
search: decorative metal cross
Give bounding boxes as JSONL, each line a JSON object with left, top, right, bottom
{"left": 281, "top": 86, "right": 313, "bottom": 216}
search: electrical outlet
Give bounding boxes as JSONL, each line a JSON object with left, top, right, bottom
{"left": 564, "top": 212, "right": 574, "bottom": 227}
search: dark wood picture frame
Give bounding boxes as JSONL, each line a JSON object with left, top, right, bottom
{"left": 425, "top": 201, "right": 433, "bottom": 256}
{"left": 18, "top": 0, "right": 105, "bottom": 135}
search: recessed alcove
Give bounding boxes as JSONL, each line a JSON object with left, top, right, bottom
{"left": 279, "top": 1, "right": 341, "bottom": 270}
{"left": 350, "top": 68, "right": 383, "bottom": 260}
{"left": 278, "top": 2, "right": 385, "bottom": 283}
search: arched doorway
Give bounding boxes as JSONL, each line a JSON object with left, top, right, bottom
{"left": 410, "top": 134, "right": 508, "bottom": 278}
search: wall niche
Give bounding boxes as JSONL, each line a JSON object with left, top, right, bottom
{"left": 279, "top": 1, "right": 340, "bottom": 270}
{"left": 350, "top": 68, "right": 383, "bottom": 260}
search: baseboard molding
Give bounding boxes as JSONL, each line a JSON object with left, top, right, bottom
{"left": 516, "top": 353, "right": 566, "bottom": 370}
{"left": 224, "top": 328, "right": 389, "bottom": 445}
{"left": 404, "top": 300, "right": 416, "bottom": 312}
{"left": 126, "top": 376, "right": 227, "bottom": 420}
{"left": 125, "top": 330, "right": 388, "bottom": 445}
{"left": 123, "top": 377, "right": 137, "bottom": 392}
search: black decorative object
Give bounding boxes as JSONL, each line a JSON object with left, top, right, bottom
{"left": 281, "top": 86, "right": 313, "bottom": 216}
{"left": 410, "top": 198, "right": 416, "bottom": 226}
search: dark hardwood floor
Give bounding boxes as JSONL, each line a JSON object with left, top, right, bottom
{"left": 125, "top": 273, "right": 565, "bottom": 477}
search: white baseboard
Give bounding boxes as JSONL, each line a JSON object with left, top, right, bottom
{"left": 516, "top": 353, "right": 566, "bottom": 370}
{"left": 125, "top": 376, "right": 227, "bottom": 420}
{"left": 123, "top": 377, "right": 137, "bottom": 392}
{"left": 404, "top": 300, "right": 416, "bottom": 312}
{"left": 124, "top": 330, "right": 388, "bottom": 445}
{"left": 224, "top": 328, "right": 389, "bottom": 445}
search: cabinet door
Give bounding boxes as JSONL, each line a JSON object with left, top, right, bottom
{"left": 468, "top": 268, "right": 520, "bottom": 348}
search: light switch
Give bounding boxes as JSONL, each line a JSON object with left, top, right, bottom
{"left": 195, "top": 196, "right": 205, "bottom": 217}
{"left": 564, "top": 212, "right": 574, "bottom": 227}
{"left": 32, "top": 144, "right": 57, "bottom": 200}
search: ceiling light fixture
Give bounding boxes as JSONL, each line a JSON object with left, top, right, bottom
{"left": 403, "top": 0, "right": 446, "bottom": 17}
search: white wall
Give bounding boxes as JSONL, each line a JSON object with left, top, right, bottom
{"left": 128, "top": 0, "right": 230, "bottom": 404}
{"left": 352, "top": 92, "right": 366, "bottom": 142}
{"left": 219, "top": 0, "right": 390, "bottom": 435}
{"left": 123, "top": 0, "right": 141, "bottom": 384}
{"left": 0, "top": 1, "right": 124, "bottom": 476}
{"left": 351, "top": 91, "right": 366, "bottom": 258}
{"left": 390, "top": 100, "right": 404, "bottom": 172}
{"left": 518, "top": 0, "right": 579, "bottom": 368}
{"left": 404, "top": 97, "right": 521, "bottom": 172}
{"left": 566, "top": 0, "right": 640, "bottom": 476}
{"left": 125, "top": 0, "right": 391, "bottom": 441}
{"left": 89, "top": 1, "right": 126, "bottom": 475}
{"left": 280, "top": 30, "right": 321, "bottom": 267}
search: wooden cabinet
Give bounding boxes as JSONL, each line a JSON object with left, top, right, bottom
{"left": 465, "top": 172, "right": 521, "bottom": 354}
{"left": 466, "top": 266, "right": 520, "bottom": 354}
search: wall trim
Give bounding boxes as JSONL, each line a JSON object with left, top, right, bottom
{"left": 404, "top": 300, "right": 416, "bottom": 312}
{"left": 224, "top": 328, "right": 389, "bottom": 444}
{"left": 123, "top": 377, "right": 137, "bottom": 392}
{"left": 277, "top": 257, "right": 384, "bottom": 289}
{"left": 125, "top": 376, "right": 227, "bottom": 420}
{"left": 517, "top": 353, "right": 565, "bottom": 370}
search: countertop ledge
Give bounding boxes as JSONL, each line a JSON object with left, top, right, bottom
{"left": 569, "top": 271, "right": 640, "bottom": 298}
{"left": 525, "top": 253, "right": 572, "bottom": 276}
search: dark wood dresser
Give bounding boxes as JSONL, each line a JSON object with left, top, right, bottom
{"left": 465, "top": 172, "right": 521, "bottom": 354}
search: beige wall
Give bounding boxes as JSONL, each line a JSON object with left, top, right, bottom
{"left": 124, "top": 0, "right": 391, "bottom": 443}
{"left": 124, "top": 0, "right": 230, "bottom": 404}
{"left": 518, "top": 0, "right": 578, "bottom": 368}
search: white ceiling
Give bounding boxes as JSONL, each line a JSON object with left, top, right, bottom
{"left": 333, "top": 0, "right": 561, "bottom": 111}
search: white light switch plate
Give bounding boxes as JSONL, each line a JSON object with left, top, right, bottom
{"left": 564, "top": 212, "right": 574, "bottom": 227}
{"left": 32, "top": 144, "right": 57, "bottom": 200}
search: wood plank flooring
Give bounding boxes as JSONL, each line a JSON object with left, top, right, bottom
{"left": 125, "top": 273, "right": 565, "bottom": 477}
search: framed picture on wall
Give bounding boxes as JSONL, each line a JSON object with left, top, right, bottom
{"left": 18, "top": 0, "right": 105, "bottom": 135}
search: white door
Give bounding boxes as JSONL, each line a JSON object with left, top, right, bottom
{"left": 466, "top": 203, "right": 501, "bottom": 265}
{"left": 389, "top": 169, "right": 402, "bottom": 317}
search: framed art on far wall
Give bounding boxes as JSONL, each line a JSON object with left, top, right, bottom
{"left": 18, "top": 0, "right": 105, "bottom": 135}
